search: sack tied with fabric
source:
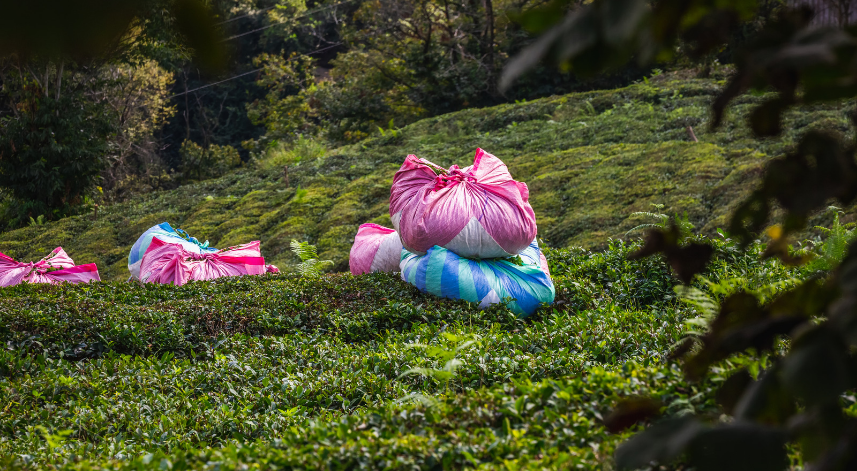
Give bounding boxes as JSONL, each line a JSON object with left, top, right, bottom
{"left": 350, "top": 148, "right": 555, "bottom": 316}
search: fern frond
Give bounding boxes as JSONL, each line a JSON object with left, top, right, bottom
{"left": 674, "top": 285, "right": 718, "bottom": 320}
{"left": 290, "top": 239, "right": 320, "bottom": 262}
{"left": 296, "top": 259, "right": 333, "bottom": 278}
{"left": 625, "top": 223, "right": 663, "bottom": 236}
{"left": 629, "top": 211, "right": 669, "bottom": 221}
{"left": 291, "top": 240, "right": 333, "bottom": 277}
{"left": 808, "top": 208, "right": 857, "bottom": 272}
{"left": 626, "top": 204, "right": 670, "bottom": 235}
{"left": 396, "top": 392, "right": 440, "bottom": 408}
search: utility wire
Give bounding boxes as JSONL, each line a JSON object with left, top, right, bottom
{"left": 221, "top": 0, "right": 356, "bottom": 41}
{"left": 167, "top": 43, "right": 342, "bottom": 100}
{"left": 167, "top": 69, "right": 262, "bottom": 99}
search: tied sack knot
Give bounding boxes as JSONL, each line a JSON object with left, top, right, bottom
{"left": 432, "top": 165, "right": 477, "bottom": 191}
{"left": 188, "top": 252, "right": 217, "bottom": 262}
{"left": 25, "top": 261, "right": 52, "bottom": 276}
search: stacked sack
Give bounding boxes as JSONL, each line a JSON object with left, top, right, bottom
{"left": 350, "top": 148, "right": 554, "bottom": 317}
{"left": 129, "top": 222, "right": 278, "bottom": 286}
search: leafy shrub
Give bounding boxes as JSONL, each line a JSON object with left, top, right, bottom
{"left": 0, "top": 235, "right": 806, "bottom": 468}
{"left": 0, "top": 89, "right": 114, "bottom": 226}
{"left": 255, "top": 135, "right": 326, "bottom": 171}
{"left": 290, "top": 239, "right": 333, "bottom": 277}
{"left": 179, "top": 140, "right": 242, "bottom": 181}
{"left": 0, "top": 76, "right": 849, "bottom": 281}
{"left": 508, "top": 1, "right": 857, "bottom": 469}
{"left": 800, "top": 207, "right": 857, "bottom": 273}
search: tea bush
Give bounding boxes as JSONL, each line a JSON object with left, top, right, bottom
{"left": 0, "top": 236, "right": 804, "bottom": 469}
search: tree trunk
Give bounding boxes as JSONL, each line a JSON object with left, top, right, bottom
{"left": 183, "top": 72, "right": 191, "bottom": 141}
{"left": 482, "top": 0, "right": 496, "bottom": 96}
{"left": 55, "top": 61, "right": 64, "bottom": 101}
{"left": 686, "top": 126, "right": 699, "bottom": 142}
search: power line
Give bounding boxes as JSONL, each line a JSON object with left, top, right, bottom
{"left": 221, "top": 0, "right": 356, "bottom": 41}
{"left": 167, "top": 43, "right": 342, "bottom": 100}
{"left": 167, "top": 69, "right": 262, "bottom": 99}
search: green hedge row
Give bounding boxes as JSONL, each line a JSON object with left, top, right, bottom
{"left": 2, "top": 359, "right": 723, "bottom": 470}
{"left": 0, "top": 238, "right": 801, "bottom": 468}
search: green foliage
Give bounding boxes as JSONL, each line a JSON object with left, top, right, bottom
{"left": 0, "top": 0, "right": 229, "bottom": 220}
{"left": 28, "top": 215, "right": 46, "bottom": 227}
{"left": 1, "top": 75, "right": 851, "bottom": 280}
{"left": 179, "top": 140, "right": 242, "bottom": 181}
{"left": 243, "top": 0, "right": 657, "bottom": 147}
{"left": 803, "top": 207, "right": 857, "bottom": 272}
{"left": 399, "top": 332, "right": 481, "bottom": 392}
{"left": 676, "top": 272, "right": 799, "bottom": 340}
{"left": 0, "top": 90, "right": 115, "bottom": 226}
{"left": 504, "top": 0, "right": 857, "bottom": 469}
{"left": 255, "top": 135, "right": 326, "bottom": 170}
{"left": 500, "top": 0, "right": 760, "bottom": 90}
{"left": 245, "top": 54, "right": 318, "bottom": 145}
{"left": 377, "top": 119, "right": 402, "bottom": 138}
{"left": 290, "top": 239, "right": 333, "bottom": 277}
{"left": 0, "top": 237, "right": 796, "bottom": 468}
{"left": 626, "top": 203, "right": 695, "bottom": 240}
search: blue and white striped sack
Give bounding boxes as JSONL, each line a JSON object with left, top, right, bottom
{"left": 400, "top": 239, "right": 554, "bottom": 317}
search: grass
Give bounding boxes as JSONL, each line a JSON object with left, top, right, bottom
{"left": 0, "top": 235, "right": 806, "bottom": 469}
{"left": 0, "top": 70, "right": 852, "bottom": 280}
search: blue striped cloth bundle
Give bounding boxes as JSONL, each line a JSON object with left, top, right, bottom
{"left": 400, "top": 239, "right": 555, "bottom": 317}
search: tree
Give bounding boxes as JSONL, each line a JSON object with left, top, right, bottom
{"left": 100, "top": 60, "right": 178, "bottom": 198}
{"left": 0, "top": 0, "right": 226, "bottom": 222}
{"left": 501, "top": 0, "right": 857, "bottom": 469}
{"left": 243, "top": 0, "right": 627, "bottom": 146}
{"left": 0, "top": 84, "right": 115, "bottom": 223}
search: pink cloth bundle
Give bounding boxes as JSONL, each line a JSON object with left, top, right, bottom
{"left": 389, "top": 148, "right": 537, "bottom": 259}
{"left": 539, "top": 252, "right": 550, "bottom": 277}
{"left": 139, "top": 238, "right": 275, "bottom": 286}
{"left": 0, "top": 247, "right": 101, "bottom": 286}
{"left": 349, "top": 223, "right": 404, "bottom": 275}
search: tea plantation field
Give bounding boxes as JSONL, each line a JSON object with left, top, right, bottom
{"left": 0, "top": 236, "right": 806, "bottom": 469}
{"left": 0, "top": 70, "right": 853, "bottom": 280}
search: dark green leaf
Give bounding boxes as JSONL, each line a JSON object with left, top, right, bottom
{"left": 716, "top": 369, "right": 752, "bottom": 416}
{"left": 629, "top": 225, "right": 713, "bottom": 284}
{"left": 615, "top": 416, "right": 703, "bottom": 470}
{"left": 750, "top": 98, "right": 791, "bottom": 137}
{"left": 687, "top": 422, "right": 788, "bottom": 471}
{"left": 733, "top": 368, "right": 795, "bottom": 426}
{"left": 604, "top": 397, "right": 662, "bottom": 433}
{"left": 780, "top": 326, "right": 855, "bottom": 405}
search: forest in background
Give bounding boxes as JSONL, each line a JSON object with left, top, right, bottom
{"left": 0, "top": 0, "right": 788, "bottom": 228}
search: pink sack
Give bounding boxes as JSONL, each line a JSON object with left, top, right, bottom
{"left": 390, "top": 148, "right": 537, "bottom": 259}
{"left": 349, "top": 223, "right": 403, "bottom": 275}
{"left": 539, "top": 252, "right": 551, "bottom": 277}
{"left": 0, "top": 247, "right": 100, "bottom": 287}
{"left": 139, "top": 238, "right": 268, "bottom": 286}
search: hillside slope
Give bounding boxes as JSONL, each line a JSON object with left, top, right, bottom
{"left": 0, "top": 71, "right": 851, "bottom": 280}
